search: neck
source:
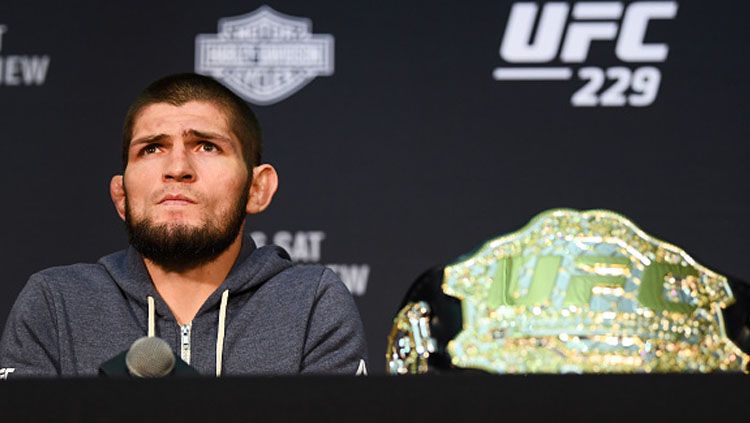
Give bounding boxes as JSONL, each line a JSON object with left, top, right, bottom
{"left": 144, "top": 234, "right": 243, "bottom": 325}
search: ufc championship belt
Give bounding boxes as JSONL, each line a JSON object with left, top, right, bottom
{"left": 387, "top": 209, "right": 750, "bottom": 374}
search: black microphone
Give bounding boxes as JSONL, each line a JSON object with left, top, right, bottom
{"left": 99, "top": 336, "right": 199, "bottom": 377}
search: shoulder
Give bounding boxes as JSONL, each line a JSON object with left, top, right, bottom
{"left": 33, "top": 263, "right": 112, "bottom": 290}
{"left": 2, "top": 264, "right": 107, "bottom": 339}
{"left": 27, "top": 250, "right": 125, "bottom": 296}
{"left": 285, "top": 265, "right": 358, "bottom": 315}
{"left": 258, "top": 264, "right": 354, "bottom": 311}
{"left": 275, "top": 264, "right": 347, "bottom": 294}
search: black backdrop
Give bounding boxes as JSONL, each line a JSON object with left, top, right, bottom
{"left": 0, "top": 0, "right": 748, "bottom": 374}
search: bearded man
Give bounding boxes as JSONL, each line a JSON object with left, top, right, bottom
{"left": 0, "top": 73, "right": 368, "bottom": 377}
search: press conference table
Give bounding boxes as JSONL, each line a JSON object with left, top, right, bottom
{"left": 2, "top": 375, "right": 748, "bottom": 421}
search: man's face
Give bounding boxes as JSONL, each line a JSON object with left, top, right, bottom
{"left": 122, "top": 101, "right": 250, "bottom": 269}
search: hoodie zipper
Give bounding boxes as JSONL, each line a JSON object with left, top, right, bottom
{"left": 180, "top": 323, "right": 192, "bottom": 365}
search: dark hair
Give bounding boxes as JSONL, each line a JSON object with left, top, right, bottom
{"left": 122, "top": 73, "right": 262, "bottom": 171}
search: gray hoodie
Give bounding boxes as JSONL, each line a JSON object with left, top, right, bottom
{"left": 0, "top": 234, "right": 368, "bottom": 378}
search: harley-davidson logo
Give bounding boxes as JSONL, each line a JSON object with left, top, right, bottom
{"left": 195, "top": 6, "right": 334, "bottom": 105}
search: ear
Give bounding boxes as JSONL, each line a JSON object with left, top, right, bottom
{"left": 246, "top": 164, "right": 279, "bottom": 214}
{"left": 110, "top": 175, "right": 127, "bottom": 221}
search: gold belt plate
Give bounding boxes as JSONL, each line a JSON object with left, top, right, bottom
{"left": 443, "top": 209, "right": 748, "bottom": 373}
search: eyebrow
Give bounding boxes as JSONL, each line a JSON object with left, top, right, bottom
{"left": 130, "top": 129, "right": 233, "bottom": 148}
{"left": 183, "top": 129, "right": 233, "bottom": 144}
{"left": 130, "top": 133, "right": 169, "bottom": 148}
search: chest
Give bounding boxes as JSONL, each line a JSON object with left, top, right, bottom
{"left": 57, "top": 301, "right": 307, "bottom": 376}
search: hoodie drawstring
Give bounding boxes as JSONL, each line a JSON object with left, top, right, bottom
{"left": 147, "top": 296, "right": 156, "bottom": 337}
{"left": 216, "top": 289, "right": 229, "bottom": 377}
{"left": 145, "top": 290, "right": 229, "bottom": 377}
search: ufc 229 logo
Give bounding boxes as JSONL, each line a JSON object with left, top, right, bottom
{"left": 493, "top": 2, "right": 678, "bottom": 107}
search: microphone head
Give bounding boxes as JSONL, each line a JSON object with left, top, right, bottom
{"left": 125, "top": 336, "right": 176, "bottom": 378}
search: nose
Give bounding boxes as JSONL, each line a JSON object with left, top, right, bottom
{"left": 163, "top": 145, "right": 195, "bottom": 183}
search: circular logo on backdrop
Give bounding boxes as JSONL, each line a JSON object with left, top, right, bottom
{"left": 195, "top": 6, "right": 334, "bottom": 105}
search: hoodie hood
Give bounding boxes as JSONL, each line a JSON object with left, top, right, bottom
{"left": 98, "top": 231, "right": 294, "bottom": 319}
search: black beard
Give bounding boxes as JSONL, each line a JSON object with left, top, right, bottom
{"left": 124, "top": 189, "right": 248, "bottom": 272}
